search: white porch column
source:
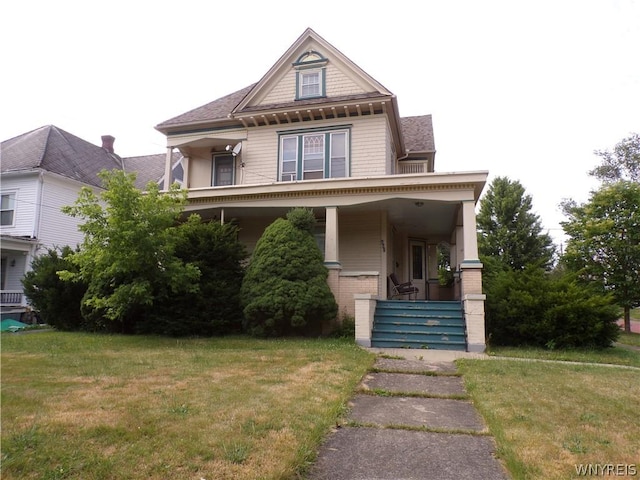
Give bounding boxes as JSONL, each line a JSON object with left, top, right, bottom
{"left": 181, "top": 155, "right": 189, "bottom": 189}
{"left": 462, "top": 200, "right": 480, "bottom": 262}
{"left": 461, "top": 200, "right": 486, "bottom": 353}
{"left": 324, "top": 206, "right": 340, "bottom": 268}
{"left": 163, "top": 147, "right": 173, "bottom": 191}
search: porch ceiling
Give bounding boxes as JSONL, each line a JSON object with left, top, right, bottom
{"left": 187, "top": 199, "right": 458, "bottom": 239}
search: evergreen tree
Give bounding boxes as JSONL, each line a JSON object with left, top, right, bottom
{"left": 139, "top": 214, "right": 247, "bottom": 336}
{"left": 477, "top": 176, "right": 555, "bottom": 271}
{"left": 240, "top": 208, "right": 337, "bottom": 336}
{"left": 22, "top": 246, "right": 87, "bottom": 330}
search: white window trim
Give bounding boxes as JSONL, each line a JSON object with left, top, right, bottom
{"left": 0, "top": 191, "right": 17, "bottom": 228}
{"left": 299, "top": 69, "right": 322, "bottom": 99}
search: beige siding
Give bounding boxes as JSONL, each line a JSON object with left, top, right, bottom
{"left": 325, "top": 63, "right": 368, "bottom": 97}
{"left": 258, "top": 61, "right": 368, "bottom": 107}
{"left": 185, "top": 116, "right": 392, "bottom": 187}
{"left": 260, "top": 70, "right": 296, "bottom": 106}
{"left": 350, "top": 116, "right": 389, "bottom": 177}
{"left": 339, "top": 211, "right": 381, "bottom": 271}
{"left": 188, "top": 149, "right": 213, "bottom": 188}
{"left": 241, "top": 127, "right": 279, "bottom": 184}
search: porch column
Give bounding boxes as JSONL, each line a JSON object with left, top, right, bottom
{"left": 461, "top": 200, "right": 480, "bottom": 262}
{"left": 324, "top": 206, "right": 340, "bottom": 268}
{"left": 460, "top": 200, "right": 486, "bottom": 353}
{"left": 163, "top": 147, "right": 173, "bottom": 191}
{"left": 181, "top": 155, "right": 189, "bottom": 189}
{"left": 324, "top": 206, "right": 341, "bottom": 313}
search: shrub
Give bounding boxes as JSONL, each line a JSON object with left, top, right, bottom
{"left": 241, "top": 208, "right": 338, "bottom": 336}
{"left": 137, "top": 215, "right": 247, "bottom": 336}
{"left": 22, "top": 246, "right": 87, "bottom": 330}
{"left": 485, "top": 266, "right": 620, "bottom": 348}
{"left": 330, "top": 312, "right": 356, "bottom": 339}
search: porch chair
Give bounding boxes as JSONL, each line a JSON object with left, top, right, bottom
{"left": 388, "top": 273, "right": 419, "bottom": 300}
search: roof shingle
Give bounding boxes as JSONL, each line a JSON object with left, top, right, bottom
{"left": 400, "top": 115, "right": 435, "bottom": 153}
{"left": 1, "top": 125, "right": 124, "bottom": 187}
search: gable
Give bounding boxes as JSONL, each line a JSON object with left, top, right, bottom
{"left": 235, "top": 28, "right": 392, "bottom": 112}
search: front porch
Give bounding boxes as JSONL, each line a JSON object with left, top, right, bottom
{"left": 180, "top": 172, "right": 487, "bottom": 351}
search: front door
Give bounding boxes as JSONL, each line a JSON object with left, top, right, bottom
{"left": 409, "top": 240, "right": 427, "bottom": 300}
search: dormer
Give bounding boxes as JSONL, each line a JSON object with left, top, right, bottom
{"left": 294, "top": 50, "right": 328, "bottom": 100}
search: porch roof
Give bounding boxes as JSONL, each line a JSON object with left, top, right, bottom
{"left": 183, "top": 171, "right": 487, "bottom": 239}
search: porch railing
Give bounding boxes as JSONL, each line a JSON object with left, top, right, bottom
{"left": 1, "top": 290, "right": 24, "bottom": 306}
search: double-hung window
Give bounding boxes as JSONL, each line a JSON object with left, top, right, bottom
{"left": 279, "top": 128, "right": 349, "bottom": 181}
{"left": 300, "top": 70, "right": 321, "bottom": 98}
{"left": 0, "top": 192, "right": 16, "bottom": 226}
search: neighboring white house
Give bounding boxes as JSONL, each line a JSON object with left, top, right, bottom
{"left": 0, "top": 125, "right": 177, "bottom": 321}
{"left": 154, "top": 28, "right": 489, "bottom": 351}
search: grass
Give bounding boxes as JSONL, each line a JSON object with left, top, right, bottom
{"left": 459, "top": 349, "right": 640, "bottom": 479}
{"left": 487, "top": 342, "right": 640, "bottom": 368}
{"left": 0, "top": 332, "right": 374, "bottom": 480}
{"left": 617, "top": 331, "right": 640, "bottom": 348}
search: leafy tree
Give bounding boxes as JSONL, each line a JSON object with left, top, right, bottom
{"left": 60, "top": 170, "right": 200, "bottom": 333}
{"left": 477, "top": 176, "right": 555, "bottom": 271}
{"left": 138, "top": 214, "right": 247, "bottom": 336}
{"left": 561, "top": 181, "right": 640, "bottom": 332}
{"left": 22, "top": 246, "right": 87, "bottom": 330}
{"left": 589, "top": 132, "right": 640, "bottom": 183}
{"left": 240, "top": 208, "right": 337, "bottom": 336}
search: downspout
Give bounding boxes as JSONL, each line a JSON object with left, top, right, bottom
{"left": 32, "top": 170, "right": 44, "bottom": 241}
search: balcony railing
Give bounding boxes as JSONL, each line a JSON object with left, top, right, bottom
{"left": 397, "top": 161, "right": 428, "bottom": 174}
{"left": 1, "top": 291, "right": 24, "bottom": 306}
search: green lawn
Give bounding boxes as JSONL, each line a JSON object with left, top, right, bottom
{"left": 3, "top": 331, "right": 639, "bottom": 480}
{"left": 459, "top": 347, "right": 640, "bottom": 479}
{"left": 0, "top": 332, "right": 374, "bottom": 480}
{"left": 487, "top": 342, "right": 640, "bottom": 368}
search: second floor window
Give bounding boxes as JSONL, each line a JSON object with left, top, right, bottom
{"left": 279, "top": 129, "right": 349, "bottom": 182}
{"left": 212, "top": 155, "right": 234, "bottom": 186}
{"left": 0, "top": 193, "right": 16, "bottom": 226}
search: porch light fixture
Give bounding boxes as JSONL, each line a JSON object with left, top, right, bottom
{"left": 414, "top": 201, "right": 424, "bottom": 207}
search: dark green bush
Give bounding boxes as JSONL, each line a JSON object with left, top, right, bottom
{"left": 22, "top": 246, "right": 87, "bottom": 330}
{"left": 137, "top": 215, "right": 247, "bottom": 336}
{"left": 485, "top": 266, "right": 620, "bottom": 348}
{"left": 241, "top": 208, "right": 338, "bottom": 336}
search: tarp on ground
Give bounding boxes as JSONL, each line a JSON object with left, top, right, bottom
{"left": 0, "top": 319, "right": 29, "bottom": 331}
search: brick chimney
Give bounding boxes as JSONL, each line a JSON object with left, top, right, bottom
{"left": 101, "top": 135, "right": 115, "bottom": 154}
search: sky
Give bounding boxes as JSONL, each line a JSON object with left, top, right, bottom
{"left": 2, "top": 0, "right": 639, "bottom": 247}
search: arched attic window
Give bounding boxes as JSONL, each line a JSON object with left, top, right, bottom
{"left": 293, "top": 50, "right": 328, "bottom": 100}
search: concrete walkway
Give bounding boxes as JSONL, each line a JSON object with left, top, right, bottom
{"left": 307, "top": 350, "right": 509, "bottom": 480}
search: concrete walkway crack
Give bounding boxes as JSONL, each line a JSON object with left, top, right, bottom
{"left": 306, "top": 353, "right": 510, "bottom": 480}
